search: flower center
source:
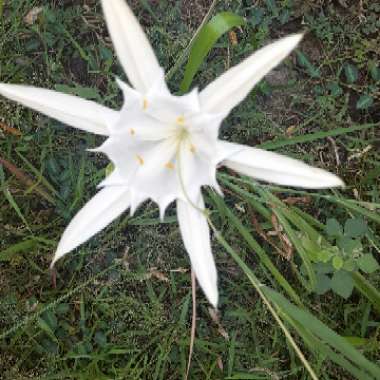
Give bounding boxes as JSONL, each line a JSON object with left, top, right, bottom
{"left": 172, "top": 116, "right": 191, "bottom": 147}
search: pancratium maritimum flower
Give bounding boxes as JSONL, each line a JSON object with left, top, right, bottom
{"left": 0, "top": 0, "right": 343, "bottom": 307}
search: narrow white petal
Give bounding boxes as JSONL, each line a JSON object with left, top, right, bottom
{"left": 219, "top": 141, "right": 344, "bottom": 188}
{"left": 200, "top": 34, "right": 303, "bottom": 114}
{"left": 101, "top": 0, "right": 162, "bottom": 93}
{"left": 51, "top": 186, "right": 130, "bottom": 266}
{"left": 0, "top": 84, "right": 115, "bottom": 135}
{"left": 177, "top": 196, "right": 218, "bottom": 307}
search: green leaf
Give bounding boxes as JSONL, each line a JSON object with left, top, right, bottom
{"left": 344, "top": 218, "right": 368, "bottom": 238}
{"left": 357, "top": 254, "right": 380, "bottom": 274}
{"left": 94, "top": 331, "right": 107, "bottom": 347}
{"left": 317, "top": 249, "right": 334, "bottom": 263}
{"left": 338, "top": 236, "right": 362, "bottom": 256}
{"left": 344, "top": 63, "right": 359, "bottom": 83}
{"left": 250, "top": 8, "right": 264, "bottom": 27}
{"left": 296, "top": 51, "right": 321, "bottom": 78}
{"left": 331, "top": 271, "right": 354, "bottom": 299}
{"left": 326, "top": 218, "right": 343, "bottom": 237}
{"left": 180, "top": 12, "right": 246, "bottom": 93}
{"left": 327, "top": 82, "right": 343, "bottom": 97}
{"left": 265, "top": 0, "right": 279, "bottom": 16}
{"left": 332, "top": 256, "right": 344, "bottom": 270}
{"left": 315, "top": 273, "right": 332, "bottom": 295}
{"left": 356, "top": 95, "right": 374, "bottom": 110}
{"left": 314, "top": 262, "right": 334, "bottom": 275}
{"left": 343, "top": 259, "right": 357, "bottom": 272}
{"left": 369, "top": 61, "right": 380, "bottom": 81}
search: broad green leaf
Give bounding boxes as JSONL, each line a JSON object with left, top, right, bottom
{"left": 326, "top": 218, "right": 343, "bottom": 237}
{"left": 369, "top": 61, "right": 380, "bottom": 81}
{"left": 338, "top": 236, "right": 362, "bottom": 256}
{"left": 314, "top": 262, "right": 334, "bottom": 274}
{"left": 296, "top": 51, "right": 321, "bottom": 78}
{"left": 356, "top": 94, "right": 374, "bottom": 110}
{"left": 331, "top": 270, "right": 354, "bottom": 299}
{"left": 332, "top": 256, "right": 344, "bottom": 270}
{"left": 315, "top": 273, "right": 331, "bottom": 295}
{"left": 265, "top": 0, "right": 279, "bottom": 16}
{"left": 344, "top": 63, "right": 359, "bottom": 83}
{"left": 317, "top": 249, "right": 334, "bottom": 263}
{"left": 327, "top": 82, "right": 343, "bottom": 97}
{"left": 344, "top": 218, "right": 368, "bottom": 238}
{"left": 250, "top": 8, "right": 264, "bottom": 27}
{"left": 180, "top": 12, "right": 246, "bottom": 93}
{"left": 357, "top": 254, "right": 379, "bottom": 274}
{"left": 343, "top": 259, "right": 357, "bottom": 272}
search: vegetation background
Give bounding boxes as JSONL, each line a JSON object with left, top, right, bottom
{"left": 0, "top": 0, "right": 379, "bottom": 379}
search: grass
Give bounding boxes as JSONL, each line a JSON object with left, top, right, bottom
{"left": 0, "top": 0, "right": 379, "bottom": 379}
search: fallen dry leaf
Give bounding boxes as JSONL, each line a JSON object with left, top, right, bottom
{"left": 0, "top": 122, "right": 22, "bottom": 137}
{"left": 148, "top": 268, "right": 170, "bottom": 283}
{"left": 24, "top": 7, "right": 43, "bottom": 25}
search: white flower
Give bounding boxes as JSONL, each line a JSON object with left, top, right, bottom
{"left": 0, "top": 0, "right": 343, "bottom": 308}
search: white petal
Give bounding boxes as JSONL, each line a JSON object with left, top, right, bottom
{"left": 177, "top": 195, "right": 218, "bottom": 307}
{"left": 0, "top": 84, "right": 115, "bottom": 135}
{"left": 146, "top": 86, "right": 201, "bottom": 123}
{"left": 219, "top": 141, "right": 344, "bottom": 189}
{"left": 101, "top": 0, "right": 162, "bottom": 93}
{"left": 51, "top": 186, "right": 130, "bottom": 266}
{"left": 116, "top": 78, "right": 141, "bottom": 106}
{"left": 200, "top": 34, "right": 303, "bottom": 114}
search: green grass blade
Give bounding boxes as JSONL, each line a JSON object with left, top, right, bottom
{"left": 209, "top": 192, "right": 302, "bottom": 306}
{"left": 265, "top": 287, "right": 380, "bottom": 379}
{"left": 352, "top": 272, "right": 380, "bottom": 313}
{"left": 258, "top": 123, "right": 378, "bottom": 150}
{"left": 258, "top": 189, "right": 316, "bottom": 291}
{"left": 180, "top": 12, "right": 245, "bottom": 93}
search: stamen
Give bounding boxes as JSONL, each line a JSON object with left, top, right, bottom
{"left": 176, "top": 116, "right": 185, "bottom": 126}
{"left": 130, "top": 128, "right": 136, "bottom": 136}
{"left": 165, "top": 162, "right": 174, "bottom": 170}
{"left": 143, "top": 98, "right": 148, "bottom": 110}
{"left": 136, "top": 155, "right": 144, "bottom": 165}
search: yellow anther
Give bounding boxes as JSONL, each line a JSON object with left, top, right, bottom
{"left": 190, "top": 144, "right": 196, "bottom": 153}
{"left": 165, "top": 162, "right": 175, "bottom": 170}
{"left": 176, "top": 116, "right": 185, "bottom": 126}
{"left": 143, "top": 98, "right": 148, "bottom": 110}
{"left": 136, "top": 155, "right": 144, "bottom": 165}
{"left": 130, "top": 128, "right": 136, "bottom": 136}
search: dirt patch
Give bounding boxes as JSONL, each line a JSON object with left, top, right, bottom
{"left": 181, "top": 0, "right": 213, "bottom": 28}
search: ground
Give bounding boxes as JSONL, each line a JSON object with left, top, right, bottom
{"left": 0, "top": 0, "right": 379, "bottom": 379}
